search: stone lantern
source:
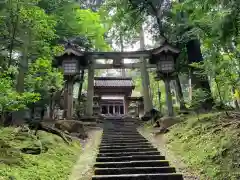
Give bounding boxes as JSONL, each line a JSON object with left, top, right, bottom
{"left": 55, "top": 42, "right": 88, "bottom": 119}
{"left": 150, "top": 42, "right": 180, "bottom": 116}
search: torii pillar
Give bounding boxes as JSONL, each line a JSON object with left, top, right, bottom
{"left": 139, "top": 26, "right": 153, "bottom": 113}
{"left": 85, "top": 60, "right": 95, "bottom": 116}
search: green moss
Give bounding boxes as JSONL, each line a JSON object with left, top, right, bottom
{"left": 166, "top": 112, "right": 240, "bottom": 180}
{"left": 0, "top": 127, "right": 81, "bottom": 180}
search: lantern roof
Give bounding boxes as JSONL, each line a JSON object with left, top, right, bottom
{"left": 54, "top": 42, "right": 88, "bottom": 68}
{"left": 57, "top": 42, "right": 85, "bottom": 57}
{"left": 151, "top": 41, "right": 180, "bottom": 55}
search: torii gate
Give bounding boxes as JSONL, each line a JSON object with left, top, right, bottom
{"left": 55, "top": 41, "right": 180, "bottom": 119}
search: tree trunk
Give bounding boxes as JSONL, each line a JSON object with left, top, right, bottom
{"left": 0, "top": 112, "right": 5, "bottom": 126}
{"left": 190, "top": 67, "right": 214, "bottom": 111}
{"left": 8, "top": 1, "right": 20, "bottom": 68}
{"left": 157, "top": 81, "right": 162, "bottom": 112}
{"left": 186, "top": 39, "right": 214, "bottom": 111}
{"left": 3, "top": 112, "right": 12, "bottom": 126}
{"left": 215, "top": 78, "right": 224, "bottom": 106}
{"left": 16, "top": 36, "right": 29, "bottom": 92}
{"left": 175, "top": 75, "right": 187, "bottom": 111}
{"left": 49, "top": 99, "right": 54, "bottom": 120}
{"left": 232, "top": 87, "right": 240, "bottom": 110}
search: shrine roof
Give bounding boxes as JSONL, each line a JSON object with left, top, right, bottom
{"left": 94, "top": 77, "right": 134, "bottom": 88}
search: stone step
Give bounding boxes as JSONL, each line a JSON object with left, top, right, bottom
{"left": 104, "top": 126, "right": 136, "bottom": 127}
{"left": 94, "top": 160, "right": 169, "bottom": 168}
{"left": 101, "top": 138, "right": 146, "bottom": 141}
{"left": 94, "top": 167, "right": 176, "bottom": 175}
{"left": 96, "top": 155, "right": 165, "bottom": 162}
{"left": 100, "top": 142, "right": 152, "bottom": 147}
{"left": 98, "top": 151, "right": 160, "bottom": 157}
{"left": 92, "top": 173, "right": 183, "bottom": 180}
{"left": 99, "top": 145, "right": 154, "bottom": 150}
{"left": 100, "top": 144, "right": 153, "bottom": 149}
{"left": 103, "top": 130, "right": 139, "bottom": 132}
{"left": 103, "top": 124, "right": 136, "bottom": 126}
{"left": 101, "top": 140, "right": 148, "bottom": 144}
{"left": 104, "top": 125, "right": 136, "bottom": 126}
{"left": 102, "top": 134, "right": 140, "bottom": 136}
{"left": 104, "top": 127, "right": 137, "bottom": 129}
{"left": 100, "top": 141, "right": 149, "bottom": 145}
{"left": 107, "top": 126, "right": 137, "bottom": 127}
{"left": 102, "top": 135, "right": 141, "bottom": 138}
{"left": 103, "top": 133, "right": 142, "bottom": 137}
{"left": 104, "top": 122, "right": 137, "bottom": 124}
{"left": 101, "top": 137, "right": 144, "bottom": 140}
{"left": 104, "top": 124, "right": 135, "bottom": 125}
{"left": 99, "top": 147, "right": 158, "bottom": 153}
{"left": 103, "top": 129, "right": 138, "bottom": 131}
{"left": 109, "top": 121, "right": 136, "bottom": 122}
{"left": 102, "top": 134, "right": 141, "bottom": 137}
{"left": 103, "top": 132, "right": 139, "bottom": 135}
{"left": 91, "top": 117, "right": 183, "bottom": 180}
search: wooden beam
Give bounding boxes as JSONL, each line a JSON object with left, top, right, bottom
{"left": 86, "top": 50, "right": 151, "bottom": 59}
{"left": 89, "top": 63, "right": 156, "bottom": 69}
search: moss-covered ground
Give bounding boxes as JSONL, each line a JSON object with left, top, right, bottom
{"left": 0, "top": 127, "right": 81, "bottom": 180}
{"left": 166, "top": 112, "right": 240, "bottom": 180}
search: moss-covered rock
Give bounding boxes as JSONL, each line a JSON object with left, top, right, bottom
{"left": 0, "top": 127, "right": 81, "bottom": 180}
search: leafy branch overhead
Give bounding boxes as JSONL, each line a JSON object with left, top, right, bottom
{"left": 0, "top": 0, "right": 111, "bottom": 123}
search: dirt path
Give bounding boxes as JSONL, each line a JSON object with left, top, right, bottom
{"left": 69, "top": 128, "right": 102, "bottom": 180}
{"left": 138, "top": 127, "right": 201, "bottom": 180}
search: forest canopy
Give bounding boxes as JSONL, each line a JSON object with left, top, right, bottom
{"left": 0, "top": 0, "right": 109, "bottom": 123}
{"left": 0, "top": 0, "right": 240, "bottom": 121}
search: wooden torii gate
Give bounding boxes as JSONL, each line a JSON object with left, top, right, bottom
{"left": 55, "top": 42, "right": 180, "bottom": 119}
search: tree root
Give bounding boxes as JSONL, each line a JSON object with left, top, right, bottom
{"left": 36, "top": 123, "right": 72, "bottom": 144}
{"left": 20, "top": 147, "right": 42, "bottom": 155}
{"left": 27, "top": 121, "right": 72, "bottom": 144}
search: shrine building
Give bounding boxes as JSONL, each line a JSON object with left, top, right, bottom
{"left": 93, "top": 77, "right": 142, "bottom": 116}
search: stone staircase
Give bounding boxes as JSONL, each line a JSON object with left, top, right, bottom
{"left": 92, "top": 117, "right": 183, "bottom": 180}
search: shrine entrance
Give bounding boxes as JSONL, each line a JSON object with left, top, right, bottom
{"left": 55, "top": 39, "right": 180, "bottom": 120}
{"left": 100, "top": 100, "right": 124, "bottom": 115}
{"left": 93, "top": 77, "right": 135, "bottom": 116}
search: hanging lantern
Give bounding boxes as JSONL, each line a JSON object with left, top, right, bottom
{"left": 150, "top": 42, "right": 180, "bottom": 78}
{"left": 156, "top": 54, "right": 175, "bottom": 74}
{"left": 62, "top": 59, "right": 78, "bottom": 75}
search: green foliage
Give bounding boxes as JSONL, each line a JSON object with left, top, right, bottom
{"left": 0, "top": 75, "right": 39, "bottom": 116}
{"left": 190, "top": 88, "right": 209, "bottom": 113}
{"left": 0, "top": 0, "right": 110, "bottom": 115}
{"left": 0, "top": 126, "right": 81, "bottom": 180}
{"left": 172, "top": 0, "right": 240, "bottom": 107}
{"left": 167, "top": 112, "right": 240, "bottom": 180}
{"left": 40, "top": 0, "right": 110, "bottom": 50}
{"left": 100, "top": 0, "right": 142, "bottom": 48}
{"left": 25, "top": 58, "right": 64, "bottom": 98}
{"left": 132, "top": 70, "right": 166, "bottom": 112}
